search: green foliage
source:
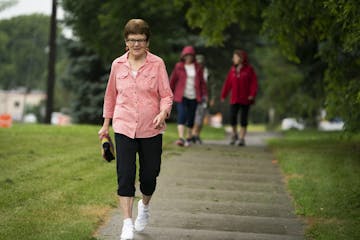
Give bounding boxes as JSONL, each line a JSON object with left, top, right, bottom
{"left": 53, "top": 37, "right": 73, "bottom": 112}
{"left": 61, "top": 0, "right": 205, "bottom": 123}
{"left": 0, "top": 14, "right": 71, "bottom": 113}
{"left": 0, "top": 14, "right": 50, "bottom": 90}
{"left": 62, "top": 0, "right": 192, "bottom": 67}
{"left": 176, "top": 0, "right": 326, "bottom": 126}
{"left": 175, "top": 0, "right": 265, "bottom": 46}
{"left": 61, "top": 0, "right": 242, "bottom": 123}
{"left": 61, "top": 40, "right": 108, "bottom": 124}
{"left": 0, "top": 0, "right": 18, "bottom": 12}
{"left": 320, "top": 1, "right": 360, "bottom": 131}
{"left": 254, "top": 46, "right": 305, "bottom": 121}
{"left": 182, "top": 0, "right": 360, "bottom": 131}
{"left": 269, "top": 131, "right": 360, "bottom": 239}
{"left": 62, "top": 0, "right": 359, "bottom": 130}
{"left": 262, "top": 0, "right": 360, "bottom": 131}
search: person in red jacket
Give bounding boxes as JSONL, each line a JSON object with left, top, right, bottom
{"left": 170, "top": 46, "right": 208, "bottom": 146}
{"left": 221, "top": 49, "right": 258, "bottom": 146}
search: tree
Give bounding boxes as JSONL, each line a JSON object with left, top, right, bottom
{"left": 0, "top": 15, "right": 50, "bottom": 90}
{"left": 0, "top": 13, "right": 71, "bottom": 120}
{"left": 262, "top": 0, "right": 360, "bottom": 131}
{"left": 61, "top": 0, "right": 270, "bottom": 124}
{"left": 174, "top": 0, "right": 267, "bottom": 46}
{"left": 62, "top": 0, "right": 192, "bottom": 67}
{"left": 61, "top": 0, "right": 207, "bottom": 123}
{"left": 61, "top": 40, "right": 108, "bottom": 124}
{"left": 181, "top": 0, "right": 360, "bottom": 131}
{"left": 45, "top": 0, "right": 57, "bottom": 124}
{"left": 0, "top": 0, "right": 18, "bottom": 12}
{"left": 254, "top": 46, "right": 304, "bottom": 121}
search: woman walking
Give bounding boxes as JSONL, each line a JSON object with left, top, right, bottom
{"left": 221, "top": 49, "right": 258, "bottom": 146}
{"left": 170, "top": 46, "right": 207, "bottom": 147}
{"left": 98, "top": 19, "right": 173, "bottom": 240}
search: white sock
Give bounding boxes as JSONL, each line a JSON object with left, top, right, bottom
{"left": 123, "top": 218, "right": 133, "bottom": 225}
{"left": 141, "top": 200, "right": 149, "bottom": 209}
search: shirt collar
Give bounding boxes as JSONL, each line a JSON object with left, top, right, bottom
{"left": 116, "top": 51, "right": 157, "bottom": 64}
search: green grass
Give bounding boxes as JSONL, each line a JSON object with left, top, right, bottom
{"left": 223, "top": 124, "right": 267, "bottom": 133}
{"left": 269, "top": 131, "right": 360, "bottom": 240}
{"left": 0, "top": 123, "right": 224, "bottom": 240}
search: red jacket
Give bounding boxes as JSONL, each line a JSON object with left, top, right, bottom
{"left": 221, "top": 53, "right": 258, "bottom": 105}
{"left": 170, "top": 62, "right": 208, "bottom": 103}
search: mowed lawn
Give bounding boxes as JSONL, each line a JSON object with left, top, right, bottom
{"left": 0, "top": 123, "right": 223, "bottom": 240}
{"left": 269, "top": 131, "right": 360, "bottom": 240}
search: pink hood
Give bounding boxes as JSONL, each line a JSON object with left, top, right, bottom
{"left": 181, "top": 46, "right": 196, "bottom": 58}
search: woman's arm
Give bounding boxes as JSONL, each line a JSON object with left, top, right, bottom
{"left": 103, "top": 64, "right": 117, "bottom": 119}
{"left": 154, "top": 60, "right": 174, "bottom": 128}
{"left": 98, "top": 118, "right": 111, "bottom": 139}
{"left": 221, "top": 69, "right": 232, "bottom": 101}
{"left": 169, "top": 64, "right": 178, "bottom": 92}
{"left": 98, "top": 63, "right": 116, "bottom": 138}
{"left": 158, "top": 61, "right": 174, "bottom": 117}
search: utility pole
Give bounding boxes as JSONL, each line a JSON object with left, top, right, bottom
{"left": 44, "top": 0, "right": 57, "bottom": 124}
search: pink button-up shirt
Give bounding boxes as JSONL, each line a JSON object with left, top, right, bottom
{"left": 103, "top": 51, "right": 173, "bottom": 139}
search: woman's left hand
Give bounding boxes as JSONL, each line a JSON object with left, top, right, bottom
{"left": 153, "top": 111, "right": 167, "bottom": 129}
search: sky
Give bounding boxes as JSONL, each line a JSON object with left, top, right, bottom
{"left": 0, "top": 0, "right": 64, "bottom": 20}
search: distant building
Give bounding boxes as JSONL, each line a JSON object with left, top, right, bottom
{"left": 0, "top": 88, "right": 46, "bottom": 121}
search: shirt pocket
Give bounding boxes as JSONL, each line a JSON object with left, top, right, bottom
{"left": 142, "top": 72, "right": 158, "bottom": 90}
{"left": 116, "top": 72, "right": 131, "bottom": 92}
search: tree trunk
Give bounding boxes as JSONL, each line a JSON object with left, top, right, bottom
{"left": 44, "top": 0, "right": 57, "bottom": 124}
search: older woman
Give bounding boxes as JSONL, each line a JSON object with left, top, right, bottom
{"left": 98, "top": 19, "right": 173, "bottom": 240}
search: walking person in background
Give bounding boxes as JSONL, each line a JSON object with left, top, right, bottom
{"left": 170, "top": 46, "right": 208, "bottom": 147}
{"left": 221, "top": 49, "right": 258, "bottom": 146}
{"left": 191, "top": 54, "right": 210, "bottom": 144}
{"left": 98, "top": 19, "right": 173, "bottom": 240}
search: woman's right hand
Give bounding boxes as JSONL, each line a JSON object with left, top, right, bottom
{"left": 98, "top": 125, "right": 109, "bottom": 139}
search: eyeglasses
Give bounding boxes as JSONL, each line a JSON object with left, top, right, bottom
{"left": 126, "top": 38, "right": 147, "bottom": 45}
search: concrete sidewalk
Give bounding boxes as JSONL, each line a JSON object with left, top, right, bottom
{"left": 95, "top": 132, "right": 305, "bottom": 240}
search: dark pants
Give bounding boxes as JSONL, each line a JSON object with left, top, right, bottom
{"left": 177, "top": 97, "right": 198, "bottom": 128}
{"left": 230, "top": 104, "right": 250, "bottom": 127}
{"left": 115, "top": 133, "right": 162, "bottom": 197}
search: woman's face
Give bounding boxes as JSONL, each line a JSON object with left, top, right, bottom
{"left": 125, "top": 34, "right": 149, "bottom": 58}
{"left": 183, "top": 54, "right": 194, "bottom": 64}
{"left": 232, "top": 53, "right": 242, "bottom": 65}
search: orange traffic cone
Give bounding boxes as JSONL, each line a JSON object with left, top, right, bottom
{"left": 0, "top": 114, "right": 12, "bottom": 128}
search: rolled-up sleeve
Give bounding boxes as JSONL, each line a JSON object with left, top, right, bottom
{"left": 103, "top": 64, "right": 117, "bottom": 118}
{"left": 158, "top": 60, "right": 173, "bottom": 117}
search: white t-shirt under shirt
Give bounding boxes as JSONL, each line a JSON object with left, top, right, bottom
{"left": 131, "top": 70, "right": 138, "bottom": 78}
{"left": 184, "top": 64, "right": 196, "bottom": 99}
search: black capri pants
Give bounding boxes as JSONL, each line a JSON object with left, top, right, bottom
{"left": 230, "top": 104, "right": 250, "bottom": 127}
{"left": 115, "top": 133, "right": 162, "bottom": 197}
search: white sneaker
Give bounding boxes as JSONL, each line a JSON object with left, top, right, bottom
{"left": 134, "top": 200, "right": 150, "bottom": 232}
{"left": 120, "top": 218, "right": 134, "bottom": 240}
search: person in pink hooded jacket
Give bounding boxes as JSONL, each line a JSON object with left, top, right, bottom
{"left": 221, "top": 49, "right": 258, "bottom": 146}
{"left": 170, "top": 46, "right": 208, "bottom": 147}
